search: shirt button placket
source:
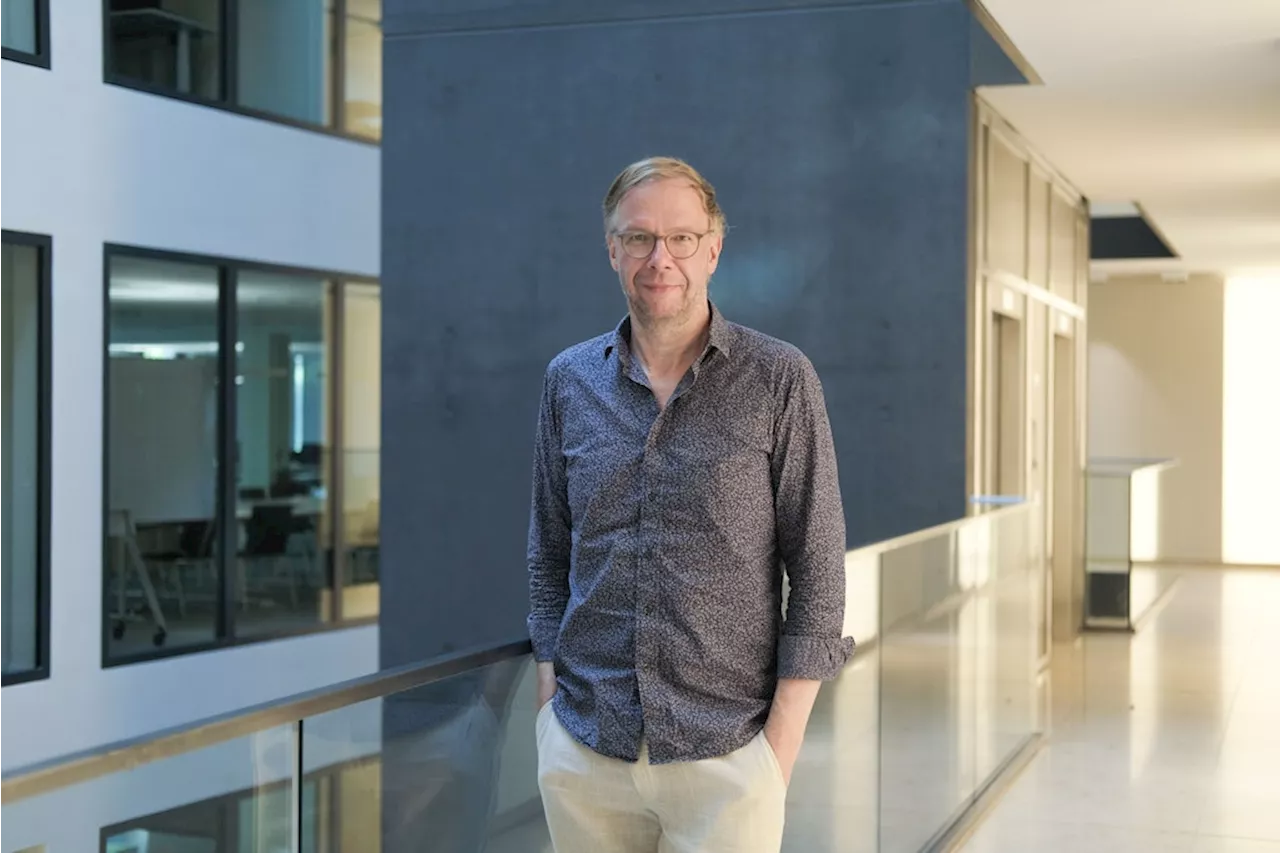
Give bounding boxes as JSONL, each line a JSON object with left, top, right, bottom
{"left": 637, "top": 428, "right": 662, "bottom": 749}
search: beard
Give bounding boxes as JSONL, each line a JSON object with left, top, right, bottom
{"left": 626, "top": 275, "right": 700, "bottom": 326}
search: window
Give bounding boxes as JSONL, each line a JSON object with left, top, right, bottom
{"left": 2, "top": 0, "right": 50, "bottom": 67}
{"left": 342, "top": 0, "right": 382, "bottom": 140}
{"left": 339, "top": 282, "right": 380, "bottom": 616}
{"left": 104, "top": 0, "right": 381, "bottom": 141}
{"left": 105, "top": 0, "right": 223, "bottom": 100}
{"left": 105, "top": 247, "right": 380, "bottom": 664}
{"left": 2, "top": 231, "right": 51, "bottom": 685}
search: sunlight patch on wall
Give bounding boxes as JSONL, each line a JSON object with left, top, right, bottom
{"left": 1222, "top": 276, "right": 1280, "bottom": 565}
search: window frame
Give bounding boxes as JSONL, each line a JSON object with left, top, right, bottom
{"left": 100, "top": 0, "right": 379, "bottom": 145}
{"left": 1, "top": 230, "right": 53, "bottom": 687}
{"left": 1, "top": 0, "right": 52, "bottom": 68}
{"left": 102, "top": 243, "right": 380, "bottom": 669}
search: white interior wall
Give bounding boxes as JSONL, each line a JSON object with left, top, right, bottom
{"left": 1087, "top": 274, "right": 1224, "bottom": 563}
{"left": 1, "top": 0, "right": 380, "bottom": 773}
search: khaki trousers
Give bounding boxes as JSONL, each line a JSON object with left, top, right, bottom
{"left": 535, "top": 702, "right": 787, "bottom": 853}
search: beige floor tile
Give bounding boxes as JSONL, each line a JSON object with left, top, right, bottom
{"left": 960, "top": 568, "right": 1280, "bottom": 853}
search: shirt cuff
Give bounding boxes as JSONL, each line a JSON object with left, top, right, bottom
{"left": 777, "top": 634, "right": 856, "bottom": 680}
{"left": 527, "top": 616, "right": 560, "bottom": 663}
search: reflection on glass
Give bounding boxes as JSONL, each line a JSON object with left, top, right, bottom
{"left": 974, "top": 509, "right": 1036, "bottom": 786}
{"left": 343, "top": 1, "right": 381, "bottom": 140}
{"left": 301, "top": 656, "right": 536, "bottom": 853}
{"left": 237, "top": 0, "right": 332, "bottom": 124}
{"left": 877, "top": 534, "right": 973, "bottom": 853}
{"left": 342, "top": 282, "right": 380, "bottom": 618}
{"left": 107, "top": 0, "right": 223, "bottom": 100}
{"left": 99, "top": 726, "right": 295, "bottom": 853}
{"left": 2, "top": 240, "right": 42, "bottom": 676}
{"left": 1, "top": 0, "right": 38, "bottom": 54}
{"left": 877, "top": 506, "right": 1041, "bottom": 853}
{"left": 107, "top": 256, "right": 221, "bottom": 658}
{"left": 236, "top": 271, "right": 333, "bottom": 636}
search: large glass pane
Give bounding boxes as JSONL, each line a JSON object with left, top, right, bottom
{"left": 2, "top": 239, "right": 43, "bottom": 677}
{"left": 107, "top": 0, "right": 223, "bottom": 100}
{"left": 107, "top": 255, "right": 221, "bottom": 658}
{"left": 300, "top": 656, "right": 539, "bottom": 853}
{"left": 877, "top": 505, "right": 1043, "bottom": 852}
{"left": 237, "top": 0, "right": 332, "bottom": 125}
{"left": 341, "top": 282, "right": 379, "bottom": 618}
{"left": 968, "top": 507, "right": 1037, "bottom": 787}
{"left": 235, "top": 271, "right": 333, "bottom": 636}
{"left": 343, "top": 0, "right": 381, "bottom": 140}
{"left": 2, "top": 0, "right": 38, "bottom": 54}
{"left": 100, "top": 727, "right": 295, "bottom": 853}
{"left": 877, "top": 531, "right": 974, "bottom": 853}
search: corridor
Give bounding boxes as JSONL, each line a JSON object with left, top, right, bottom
{"left": 961, "top": 568, "right": 1280, "bottom": 852}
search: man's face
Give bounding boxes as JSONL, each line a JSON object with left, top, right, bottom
{"left": 608, "top": 179, "right": 722, "bottom": 325}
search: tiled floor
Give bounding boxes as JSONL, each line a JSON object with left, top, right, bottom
{"left": 960, "top": 567, "right": 1280, "bottom": 853}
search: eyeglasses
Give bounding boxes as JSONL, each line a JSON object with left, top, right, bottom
{"left": 614, "top": 230, "right": 712, "bottom": 260}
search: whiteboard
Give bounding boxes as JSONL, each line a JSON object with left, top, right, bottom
{"left": 108, "top": 357, "right": 218, "bottom": 525}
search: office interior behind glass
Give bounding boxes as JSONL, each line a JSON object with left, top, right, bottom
{"left": 105, "top": 250, "right": 381, "bottom": 662}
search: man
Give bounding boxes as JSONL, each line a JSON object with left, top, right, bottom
{"left": 527, "top": 156, "right": 854, "bottom": 853}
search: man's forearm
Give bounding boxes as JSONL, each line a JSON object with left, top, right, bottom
{"left": 537, "top": 661, "right": 558, "bottom": 708}
{"left": 763, "top": 678, "right": 821, "bottom": 783}
{"left": 766, "top": 678, "right": 821, "bottom": 740}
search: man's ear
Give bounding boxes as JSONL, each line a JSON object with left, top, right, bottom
{"left": 706, "top": 232, "right": 724, "bottom": 274}
{"left": 607, "top": 234, "right": 621, "bottom": 272}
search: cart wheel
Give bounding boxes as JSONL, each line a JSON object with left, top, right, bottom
{"left": 153, "top": 628, "right": 167, "bottom": 647}
{"left": 112, "top": 621, "right": 126, "bottom": 640}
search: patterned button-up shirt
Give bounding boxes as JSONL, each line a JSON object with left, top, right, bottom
{"left": 527, "top": 303, "right": 854, "bottom": 764}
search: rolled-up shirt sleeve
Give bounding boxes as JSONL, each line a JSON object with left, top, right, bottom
{"left": 771, "top": 356, "right": 855, "bottom": 680}
{"left": 527, "top": 363, "right": 572, "bottom": 663}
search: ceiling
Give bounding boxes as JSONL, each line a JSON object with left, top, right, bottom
{"left": 110, "top": 256, "right": 328, "bottom": 309}
{"left": 979, "top": 0, "right": 1280, "bottom": 278}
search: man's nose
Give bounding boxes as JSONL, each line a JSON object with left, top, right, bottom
{"left": 647, "top": 238, "right": 675, "bottom": 266}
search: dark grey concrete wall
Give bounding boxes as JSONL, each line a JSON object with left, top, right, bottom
{"left": 381, "top": 0, "right": 1013, "bottom": 663}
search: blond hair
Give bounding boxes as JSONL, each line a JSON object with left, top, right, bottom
{"left": 602, "top": 157, "right": 727, "bottom": 235}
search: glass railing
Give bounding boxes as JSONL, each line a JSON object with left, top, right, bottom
{"left": 872, "top": 502, "right": 1043, "bottom": 852}
{"left": 2, "top": 505, "right": 1045, "bottom": 853}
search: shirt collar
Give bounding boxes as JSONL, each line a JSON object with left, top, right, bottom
{"left": 604, "top": 301, "right": 733, "bottom": 363}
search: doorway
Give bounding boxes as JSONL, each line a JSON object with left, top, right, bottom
{"left": 988, "top": 312, "right": 1024, "bottom": 497}
{"left": 1050, "top": 330, "right": 1080, "bottom": 642}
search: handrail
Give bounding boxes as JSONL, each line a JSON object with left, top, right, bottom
{"left": 844, "top": 500, "right": 1032, "bottom": 560}
{"left": 1, "top": 637, "right": 533, "bottom": 805}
